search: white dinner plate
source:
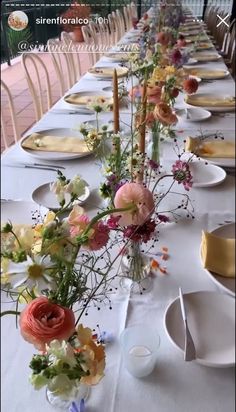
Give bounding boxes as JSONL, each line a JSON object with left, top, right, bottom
{"left": 64, "top": 90, "right": 112, "bottom": 109}
{"left": 192, "top": 53, "right": 221, "bottom": 62}
{"left": 185, "top": 94, "right": 236, "bottom": 112}
{"left": 82, "top": 119, "right": 128, "bottom": 134}
{"left": 184, "top": 68, "right": 229, "bottom": 80}
{"left": 189, "top": 161, "right": 226, "bottom": 187}
{"left": 88, "top": 66, "right": 129, "bottom": 79}
{"left": 176, "top": 107, "right": 211, "bottom": 122}
{"left": 32, "top": 183, "right": 90, "bottom": 210}
{"left": 1, "top": 200, "right": 48, "bottom": 225}
{"left": 20, "top": 128, "right": 91, "bottom": 161}
{"left": 201, "top": 223, "right": 235, "bottom": 297}
{"left": 164, "top": 291, "right": 235, "bottom": 367}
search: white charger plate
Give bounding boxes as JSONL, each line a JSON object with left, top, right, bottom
{"left": 192, "top": 53, "right": 221, "bottom": 62}
{"left": 201, "top": 223, "right": 235, "bottom": 297}
{"left": 185, "top": 94, "right": 236, "bottom": 112}
{"left": 88, "top": 66, "right": 129, "bottom": 79}
{"left": 176, "top": 107, "right": 211, "bottom": 122}
{"left": 189, "top": 161, "right": 226, "bottom": 187}
{"left": 1, "top": 200, "right": 48, "bottom": 225}
{"left": 32, "top": 183, "right": 90, "bottom": 210}
{"left": 164, "top": 291, "right": 235, "bottom": 367}
{"left": 20, "top": 128, "right": 91, "bottom": 161}
{"left": 202, "top": 155, "right": 235, "bottom": 169}
{"left": 64, "top": 90, "right": 112, "bottom": 109}
{"left": 82, "top": 119, "right": 128, "bottom": 134}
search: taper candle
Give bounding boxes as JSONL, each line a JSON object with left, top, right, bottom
{"left": 113, "top": 69, "right": 120, "bottom": 133}
{"left": 139, "top": 80, "right": 147, "bottom": 154}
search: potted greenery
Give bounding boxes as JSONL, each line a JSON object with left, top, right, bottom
{"left": 60, "top": 2, "right": 91, "bottom": 42}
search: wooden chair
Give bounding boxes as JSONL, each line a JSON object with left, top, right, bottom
{"left": 108, "top": 13, "right": 117, "bottom": 46}
{"left": 81, "top": 25, "right": 97, "bottom": 66}
{"left": 61, "top": 31, "right": 82, "bottom": 80}
{"left": 47, "top": 38, "right": 76, "bottom": 95}
{"left": 21, "top": 53, "right": 52, "bottom": 121}
{"left": 1, "top": 80, "right": 20, "bottom": 149}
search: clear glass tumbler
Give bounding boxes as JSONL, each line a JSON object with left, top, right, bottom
{"left": 120, "top": 324, "right": 160, "bottom": 378}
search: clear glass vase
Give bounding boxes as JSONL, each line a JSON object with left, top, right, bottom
{"left": 46, "top": 384, "right": 90, "bottom": 410}
{"left": 147, "top": 126, "right": 161, "bottom": 166}
{"left": 120, "top": 240, "right": 152, "bottom": 294}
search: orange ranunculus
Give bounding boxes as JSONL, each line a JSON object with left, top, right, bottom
{"left": 156, "top": 31, "right": 171, "bottom": 46}
{"left": 183, "top": 78, "right": 199, "bottom": 94}
{"left": 154, "top": 102, "right": 178, "bottom": 126}
{"left": 19, "top": 297, "right": 75, "bottom": 350}
{"left": 145, "top": 111, "right": 156, "bottom": 128}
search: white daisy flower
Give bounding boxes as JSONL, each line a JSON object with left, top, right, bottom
{"left": 5, "top": 255, "right": 55, "bottom": 292}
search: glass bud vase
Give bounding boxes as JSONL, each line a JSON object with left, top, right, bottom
{"left": 147, "top": 126, "right": 161, "bottom": 166}
{"left": 120, "top": 240, "right": 152, "bottom": 294}
{"left": 46, "top": 384, "right": 90, "bottom": 410}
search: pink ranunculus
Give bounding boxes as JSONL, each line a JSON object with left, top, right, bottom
{"left": 69, "top": 215, "right": 90, "bottom": 238}
{"left": 19, "top": 297, "right": 75, "bottom": 350}
{"left": 177, "top": 38, "right": 187, "bottom": 47}
{"left": 87, "top": 221, "right": 110, "bottom": 251}
{"left": 68, "top": 205, "right": 85, "bottom": 226}
{"left": 113, "top": 182, "right": 155, "bottom": 226}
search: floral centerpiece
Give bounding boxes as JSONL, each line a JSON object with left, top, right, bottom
{"left": 1, "top": 172, "right": 146, "bottom": 408}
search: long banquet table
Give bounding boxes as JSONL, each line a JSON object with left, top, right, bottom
{"left": 1, "top": 16, "right": 235, "bottom": 412}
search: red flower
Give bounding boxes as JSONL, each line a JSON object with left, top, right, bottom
{"left": 183, "top": 78, "right": 199, "bottom": 94}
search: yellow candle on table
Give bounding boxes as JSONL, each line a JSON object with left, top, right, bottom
{"left": 113, "top": 69, "right": 120, "bottom": 133}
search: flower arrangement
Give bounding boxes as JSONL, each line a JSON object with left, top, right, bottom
{"left": 1, "top": 171, "right": 144, "bottom": 405}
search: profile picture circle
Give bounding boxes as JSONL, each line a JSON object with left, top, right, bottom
{"left": 8, "top": 11, "right": 28, "bottom": 31}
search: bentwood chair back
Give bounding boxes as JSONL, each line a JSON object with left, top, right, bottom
{"left": 116, "top": 10, "right": 126, "bottom": 38}
{"left": 131, "top": 2, "right": 138, "bottom": 20}
{"left": 47, "top": 38, "right": 76, "bottom": 95}
{"left": 21, "top": 53, "right": 52, "bottom": 121}
{"left": 61, "top": 31, "right": 82, "bottom": 79}
{"left": 81, "top": 25, "right": 97, "bottom": 66}
{"left": 123, "top": 6, "right": 130, "bottom": 31}
{"left": 108, "top": 13, "right": 116, "bottom": 46}
{"left": 1, "top": 80, "right": 20, "bottom": 149}
{"left": 111, "top": 11, "right": 121, "bottom": 43}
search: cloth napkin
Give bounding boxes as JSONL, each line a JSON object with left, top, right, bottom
{"left": 185, "top": 137, "right": 235, "bottom": 158}
{"left": 185, "top": 69, "right": 225, "bottom": 78}
{"left": 201, "top": 231, "right": 235, "bottom": 278}
{"left": 21, "top": 133, "right": 89, "bottom": 154}
{"left": 64, "top": 94, "right": 112, "bottom": 105}
{"left": 185, "top": 95, "right": 235, "bottom": 107}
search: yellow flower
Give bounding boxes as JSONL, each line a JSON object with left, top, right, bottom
{"left": 165, "top": 65, "right": 176, "bottom": 76}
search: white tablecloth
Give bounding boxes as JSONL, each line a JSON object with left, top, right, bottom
{"left": 1, "top": 27, "right": 235, "bottom": 412}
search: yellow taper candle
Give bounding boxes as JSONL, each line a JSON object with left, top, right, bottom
{"left": 113, "top": 69, "right": 120, "bottom": 133}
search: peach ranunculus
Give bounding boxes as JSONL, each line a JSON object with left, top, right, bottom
{"left": 113, "top": 182, "right": 155, "bottom": 226}
{"left": 19, "top": 297, "right": 75, "bottom": 350}
{"left": 156, "top": 31, "right": 171, "bottom": 46}
{"left": 154, "top": 102, "right": 178, "bottom": 126}
{"left": 147, "top": 85, "right": 162, "bottom": 104}
{"left": 76, "top": 324, "right": 105, "bottom": 385}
